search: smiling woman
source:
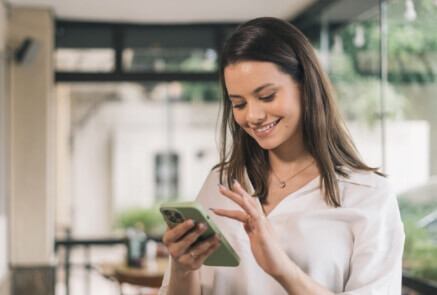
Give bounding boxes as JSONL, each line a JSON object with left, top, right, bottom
{"left": 225, "top": 62, "right": 302, "bottom": 152}
{"left": 159, "top": 17, "right": 405, "bottom": 295}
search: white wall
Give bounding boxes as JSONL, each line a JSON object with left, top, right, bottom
{"left": 55, "top": 85, "right": 72, "bottom": 234}
{"left": 70, "top": 98, "right": 220, "bottom": 236}
{"left": 349, "top": 120, "right": 429, "bottom": 194}
{"left": 398, "top": 84, "right": 437, "bottom": 176}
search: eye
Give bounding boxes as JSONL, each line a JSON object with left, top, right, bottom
{"left": 233, "top": 102, "right": 246, "bottom": 109}
{"left": 260, "top": 93, "right": 276, "bottom": 101}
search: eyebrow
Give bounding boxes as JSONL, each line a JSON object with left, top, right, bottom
{"left": 228, "top": 83, "right": 275, "bottom": 99}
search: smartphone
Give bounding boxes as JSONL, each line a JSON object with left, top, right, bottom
{"left": 160, "top": 201, "right": 240, "bottom": 267}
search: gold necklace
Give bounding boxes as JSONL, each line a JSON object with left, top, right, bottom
{"left": 271, "top": 159, "right": 315, "bottom": 189}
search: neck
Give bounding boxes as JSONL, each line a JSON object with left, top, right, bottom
{"left": 268, "top": 134, "right": 312, "bottom": 175}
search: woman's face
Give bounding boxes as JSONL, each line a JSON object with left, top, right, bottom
{"left": 224, "top": 61, "right": 302, "bottom": 151}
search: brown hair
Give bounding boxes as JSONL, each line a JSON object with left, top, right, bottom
{"left": 216, "top": 17, "right": 384, "bottom": 207}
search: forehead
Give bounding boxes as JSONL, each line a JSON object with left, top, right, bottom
{"left": 224, "top": 61, "right": 287, "bottom": 93}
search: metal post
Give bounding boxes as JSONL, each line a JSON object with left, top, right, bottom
{"left": 320, "top": 16, "right": 330, "bottom": 72}
{"left": 85, "top": 245, "right": 91, "bottom": 295}
{"left": 380, "top": 0, "right": 388, "bottom": 173}
{"left": 65, "top": 228, "right": 71, "bottom": 295}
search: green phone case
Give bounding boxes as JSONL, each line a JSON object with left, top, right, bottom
{"left": 160, "top": 201, "right": 240, "bottom": 267}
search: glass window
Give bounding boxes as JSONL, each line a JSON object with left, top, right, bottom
{"left": 328, "top": 14, "right": 385, "bottom": 169}
{"left": 55, "top": 48, "right": 115, "bottom": 72}
{"left": 155, "top": 152, "right": 179, "bottom": 201}
{"left": 386, "top": 0, "right": 437, "bottom": 284}
{"left": 123, "top": 27, "right": 218, "bottom": 72}
{"left": 325, "top": 0, "right": 437, "bottom": 285}
{"left": 55, "top": 24, "right": 114, "bottom": 72}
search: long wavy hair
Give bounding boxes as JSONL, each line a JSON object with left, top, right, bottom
{"left": 216, "top": 17, "right": 383, "bottom": 207}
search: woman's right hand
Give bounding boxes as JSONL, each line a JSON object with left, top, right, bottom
{"left": 162, "top": 219, "right": 221, "bottom": 274}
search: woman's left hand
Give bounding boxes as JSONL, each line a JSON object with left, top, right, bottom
{"left": 211, "top": 180, "right": 292, "bottom": 279}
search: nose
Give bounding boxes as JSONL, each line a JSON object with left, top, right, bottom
{"left": 246, "top": 100, "right": 266, "bottom": 125}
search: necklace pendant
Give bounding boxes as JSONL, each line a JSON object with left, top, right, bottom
{"left": 279, "top": 181, "right": 286, "bottom": 188}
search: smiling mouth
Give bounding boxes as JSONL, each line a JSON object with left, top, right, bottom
{"left": 254, "top": 119, "right": 281, "bottom": 132}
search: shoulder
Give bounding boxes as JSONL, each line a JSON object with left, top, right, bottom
{"left": 195, "top": 165, "right": 240, "bottom": 211}
{"left": 206, "top": 164, "right": 234, "bottom": 186}
{"left": 336, "top": 166, "right": 391, "bottom": 191}
{"left": 338, "top": 168, "right": 404, "bottom": 235}
{"left": 196, "top": 167, "right": 221, "bottom": 195}
{"left": 337, "top": 167, "right": 396, "bottom": 209}
{"left": 205, "top": 165, "right": 224, "bottom": 185}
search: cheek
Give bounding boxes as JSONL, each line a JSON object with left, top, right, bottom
{"left": 232, "top": 110, "right": 246, "bottom": 127}
{"left": 279, "top": 107, "right": 301, "bottom": 130}
{"left": 286, "top": 112, "right": 301, "bottom": 131}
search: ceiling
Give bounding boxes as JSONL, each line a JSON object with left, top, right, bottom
{"left": 7, "top": 0, "right": 318, "bottom": 24}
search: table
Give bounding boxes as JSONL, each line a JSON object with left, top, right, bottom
{"left": 99, "top": 257, "right": 169, "bottom": 294}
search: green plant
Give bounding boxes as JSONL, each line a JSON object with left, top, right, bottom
{"left": 399, "top": 200, "right": 437, "bottom": 282}
{"left": 115, "top": 204, "right": 166, "bottom": 236}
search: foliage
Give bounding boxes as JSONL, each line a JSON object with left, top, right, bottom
{"left": 115, "top": 204, "right": 167, "bottom": 236}
{"left": 327, "top": 0, "right": 437, "bottom": 125}
{"left": 398, "top": 198, "right": 437, "bottom": 221}
{"left": 329, "top": 52, "right": 408, "bottom": 127}
{"left": 335, "top": 0, "right": 437, "bottom": 83}
{"left": 399, "top": 198, "right": 437, "bottom": 282}
{"left": 402, "top": 219, "right": 437, "bottom": 281}
{"left": 181, "top": 81, "right": 220, "bottom": 102}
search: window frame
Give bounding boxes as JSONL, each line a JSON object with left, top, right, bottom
{"left": 55, "top": 20, "right": 240, "bottom": 83}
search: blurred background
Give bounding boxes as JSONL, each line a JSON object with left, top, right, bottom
{"left": 0, "top": 0, "right": 436, "bottom": 294}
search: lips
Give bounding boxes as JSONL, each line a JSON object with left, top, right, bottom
{"left": 252, "top": 118, "right": 281, "bottom": 137}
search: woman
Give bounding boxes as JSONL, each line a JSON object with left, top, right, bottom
{"left": 159, "top": 17, "right": 405, "bottom": 294}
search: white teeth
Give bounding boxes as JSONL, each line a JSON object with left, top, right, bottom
{"left": 255, "top": 120, "right": 279, "bottom": 132}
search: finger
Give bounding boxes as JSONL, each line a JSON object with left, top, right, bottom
{"left": 163, "top": 219, "right": 171, "bottom": 230}
{"left": 179, "top": 234, "right": 220, "bottom": 265}
{"left": 162, "top": 219, "right": 196, "bottom": 245}
{"left": 218, "top": 183, "right": 252, "bottom": 212}
{"left": 232, "top": 180, "right": 257, "bottom": 207}
{"left": 232, "top": 180, "right": 265, "bottom": 219}
{"left": 190, "top": 234, "right": 220, "bottom": 257}
{"left": 210, "top": 208, "right": 247, "bottom": 223}
{"left": 240, "top": 193, "right": 262, "bottom": 220}
{"left": 170, "top": 223, "right": 208, "bottom": 257}
{"left": 219, "top": 182, "right": 260, "bottom": 220}
{"left": 196, "top": 241, "right": 221, "bottom": 263}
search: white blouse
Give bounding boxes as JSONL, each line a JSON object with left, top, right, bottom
{"left": 159, "top": 167, "right": 405, "bottom": 295}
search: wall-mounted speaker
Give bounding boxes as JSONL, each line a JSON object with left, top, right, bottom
{"left": 15, "top": 37, "right": 41, "bottom": 65}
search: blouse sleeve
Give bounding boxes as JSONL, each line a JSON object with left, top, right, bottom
{"left": 158, "top": 257, "right": 172, "bottom": 295}
{"left": 339, "top": 178, "right": 405, "bottom": 294}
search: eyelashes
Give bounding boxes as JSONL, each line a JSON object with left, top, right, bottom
{"left": 260, "top": 93, "right": 276, "bottom": 102}
{"left": 232, "top": 93, "right": 276, "bottom": 109}
{"left": 233, "top": 103, "right": 246, "bottom": 109}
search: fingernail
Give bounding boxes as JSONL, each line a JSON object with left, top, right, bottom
{"left": 208, "top": 208, "right": 214, "bottom": 211}
{"left": 190, "top": 219, "right": 197, "bottom": 225}
{"left": 218, "top": 184, "right": 226, "bottom": 190}
{"left": 233, "top": 178, "right": 237, "bottom": 184}
{"left": 202, "top": 222, "right": 207, "bottom": 228}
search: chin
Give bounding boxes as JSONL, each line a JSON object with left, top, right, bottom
{"left": 252, "top": 137, "right": 280, "bottom": 151}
